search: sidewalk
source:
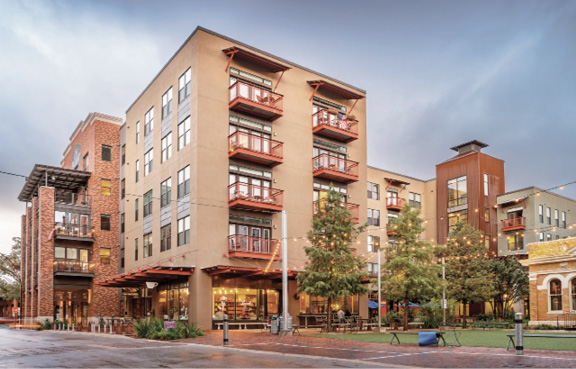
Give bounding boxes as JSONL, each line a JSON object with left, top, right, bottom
{"left": 181, "top": 329, "right": 576, "bottom": 368}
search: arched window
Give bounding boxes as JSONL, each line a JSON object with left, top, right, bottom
{"left": 550, "top": 279, "right": 562, "bottom": 311}
{"left": 571, "top": 278, "right": 576, "bottom": 311}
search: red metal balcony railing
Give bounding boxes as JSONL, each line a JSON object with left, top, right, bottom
{"left": 312, "top": 110, "right": 358, "bottom": 142}
{"left": 501, "top": 217, "right": 526, "bottom": 232}
{"left": 312, "top": 154, "right": 359, "bottom": 184}
{"left": 386, "top": 197, "right": 405, "bottom": 211}
{"left": 228, "top": 235, "right": 280, "bottom": 260}
{"left": 53, "top": 260, "right": 94, "bottom": 274}
{"left": 313, "top": 199, "right": 359, "bottom": 223}
{"left": 228, "top": 131, "right": 283, "bottom": 167}
{"left": 228, "top": 182, "right": 283, "bottom": 212}
{"left": 54, "top": 223, "right": 94, "bottom": 241}
{"left": 229, "top": 81, "right": 283, "bottom": 121}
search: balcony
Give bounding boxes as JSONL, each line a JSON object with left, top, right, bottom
{"left": 312, "top": 110, "right": 358, "bottom": 142}
{"left": 313, "top": 199, "right": 359, "bottom": 223}
{"left": 228, "top": 132, "right": 283, "bottom": 167}
{"left": 54, "top": 224, "right": 94, "bottom": 242}
{"left": 228, "top": 235, "right": 280, "bottom": 261}
{"left": 55, "top": 193, "right": 91, "bottom": 207}
{"left": 386, "top": 197, "right": 405, "bottom": 211}
{"left": 228, "top": 182, "right": 283, "bottom": 213}
{"left": 229, "top": 81, "right": 283, "bottom": 121}
{"left": 312, "top": 154, "right": 359, "bottom": 184}
{"left": 53, "top": 261, "right": 94, "bottom": 277}
{"left": 501, "top": 217, "right": 526, "bottom": 232}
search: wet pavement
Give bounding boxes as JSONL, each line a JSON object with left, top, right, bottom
{"left": 2, "top": 325, "right": 575, "bottom": 368}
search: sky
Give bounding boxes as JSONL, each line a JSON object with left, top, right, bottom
{"left": 1, "top": 0, "right": 575, "bottom": 254}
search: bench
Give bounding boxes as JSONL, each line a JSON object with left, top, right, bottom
{"left": 389, "top": 331, "right": 447, "bottom": 346}
{"left": 215, "top": 322, "right": 267, "bottom": 330}
{"left": 474, "top": 321, "right": 511, "bottom": 330}
{"left": 506, "top": 334, "right": 576, "bottom": 350}
{"left": 408, "top": 322, "right": 424, "bottom": 328}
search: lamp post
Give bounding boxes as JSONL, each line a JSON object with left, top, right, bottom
{"left": 442, "top": 256, "right": 446, "bottom": 326}
{"left": 377, "top": 247, "right": 382, "bottom": 331}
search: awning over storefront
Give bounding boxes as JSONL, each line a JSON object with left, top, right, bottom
{"left": 203, "top": 265, "right": 297, "bottom": 280}
{"left": 96, "top": 266, "right": 194, "bottom": 288}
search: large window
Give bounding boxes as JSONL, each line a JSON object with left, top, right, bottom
{"left": 212, "top": 287, "right": 278, "bottom": 321}
{"left": 102, "top": 145, "right": 112, "bottom": 161}
{"left": 135, "top": 198, "right": 139, "bottom": 221}
{"left": 101, "top": 179, "right": 111, "bottom": 195}
{"left": 178, "top": 166, "right": 190, "bottom": 198}
{"left": 562, "top": 211, "right": 566, "bottom": 228}
{"left": 143, "top": 233, "right": 152, "bottom": 258}
{"left": 507, "top": 233, "right": 523, "bottom": 251}
{"left": 367, "top": 182, "right": 379, "bottom": 200}
{"left": 177, "top": 216, "right": 190, "bottom": 246}
{"left": 555, "top": 209, "right": 559, "bottom": 227}
{"left": 161, "top": 133, "right": 172, "bottom": 163}
{"left": 83, "top": 153, "right": 89, "bottom": 171}
{"left": 368, "top": 235, "right": 380, "bottom": 252}
{"left": 571, "top": 278, "right": 576, "bottom": 311}
{"left": 162, "top": 87, "right": 173, "bottom": 119}
{"left": 178, "top": 68, "right": 191, "bottom": 103}
{"left": 121, "top": 144, "right": 125, "bottom": 165}
{"left": 550, "top": 279, "right": 562, "bottom": 311}
{"left": 483, "top": 173, "right": 489, "bottom": 196}
{"left": 161, "top": 225, "right": 171, "bottom": 252}
{"left": 159, "top": 282, "right": 189, "bottom": 321}
{"left": 143, "top": 190, "right": 153, "bottom": 217}
{"left": 121, "top": 179, "right": 125, "bottom": 199}
{"left": 539, "top": 232, "right": 544, "bottom": 242}
{"left": 54, "top": 247, "right": 90, "bottom": 272}
{"left": 546, "top": 207, "right": 551, "bottom": 225}
{"left": 448, "top": 210, "right": 468, "bottom": 234}
{"left": 178, "top": 117, "right": 190, "bottom": 149}
{"left": 100, "top": 214, "right": 111, "bottom": 231}
{"left": 409, "top": 192, "right": 421, "bottom": 208}
{"left": 367, "top": 263, "right": 378, "bottom": 276}
{"left": 447, "top": 176, "right": 467, "bottom": 207}
{"left": 136, "top": 121, "right": 140, "bottom": 144}
{"left": 539, "top": 205, "right": 543, "bottom": 223}
{"left": 367, "top": 209, "right": 380, "bottom": 226}
{"left": 100, "top": 248, "right": 111, "bottom": 264}
{"left": 144, "top": 107, "right": 154, "bottom": 136}
{"left": 144, "top": 149, "right": 153, "bottom": 175}
{"left": 161, "top": 178, "right": 171, "bottom": 208}
{"left": 135, "top": 160, "right": 140, "bottom": 183}
{"left": 135, "top": 238, "right": 138, "bottom": 261}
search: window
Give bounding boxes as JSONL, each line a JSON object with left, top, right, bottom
{"left": 120, "top": 248, "right": 124, "bottom": 269}
{"left": 448, "top": 210, "right": 468, "bottom": 234}
{"left": 136, "top": 121, "right": 140, "bottom": 144}
{"left": 484, "top": 173, "right": 489, "bottom": 196}
{"left": 368, "top": 235, "right": 380, "bottom": 252}
{"left": 555, "top": 209, "right": 559, "bottom": 227}
{"left": 367, "top": 263, "right": 378, "bottom": 276}
{"left": 484, "top": 208, "right": 490, "bottom": 223}
{"left": 571, "top": 278, "right": 576, "bottom": 311}
{"left": 178, "top": 166, "right": 190, "bottom": 198}
{"left": 120, "top": 213, "right": 125, "bottom": 233}
{"left": 143, "top": 190, "right": 153, "bottom": 217}
{"left": 447, "top": 176, "right": 467, "bottom": 207}
{"left": 546, "top": 233, "right": 552, "bottom": 241}
{"left": 562, "top": 212, "right": 566, "bottom": 228}
{"left": 135, "top": 238, "right": 139, "bottom": 261}
{"left": 161, "top": 133, "right": 172, "bottom": 163}
{"left": 507, "top": 233, "right": 523, "bottom": 251}
{"left": 367, "top": 209, "right": 380, "bottom": 226}
{"left": 135, "top": 160, "right": 140, "bottom": 183}
{"left": 162, "top": 87, "right": 173, "bottom": 119}
{"left": 547, "top": 207, "right": 551, "bottom": 225}
{"left": 161, "top": 225, "right": 171, "bottom": 252}
{"left": 539, "top": 232, "right": 544, "bottom": 242}
{"left": 143, "top": 233, "right": 152, "bottom": 258}
{"left": 101, "top": 179, "right": 111, "bottom": 195}
{"left": 83, "top": 153, "right": 89, "bottom": 171}
{"left": 145, "top": 107, "right": 154, "bottom": 136}
{"left": 539, "top": 205, "right": 543, "bottom": 223}
{"left": 121, "top": 179, "right": 125, "bottom": 199}
{"left": 409, "top": 192, "right": 421, "bottom": 208}
{"left": 102, "top": 145, "right": 112, "bottom": 161}
{"left": 367, "top": 182, "right": 379, "bottom": 200}
{"left": 178, "top": 68, "right": 191, "bottom": 103}
{"left": 121, "top": 144, "right": 126, "bottom": 165}
{"left": 135, "top": 198, "right": 139, "bottom": 221}
{"left": 550, "top": 279, "right": 562, "bottom": 311}
{"left": 100, "top": 248, "right": 111, "bottom": 264}
{"left": 178, "top": 117, "right": 190, "bottom": 149}
{"left": 161, "top": 178, "right": 171, "bottom": 207}
{"left": 144, "top": 149, "right": 153, "bottom": 175}
{"left": 178, "top": 216, "right": 190, "bottom": 246}
{"left": 100, "top": 214, "right": 111, "bottom": 231}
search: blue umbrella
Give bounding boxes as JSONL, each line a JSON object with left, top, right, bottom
{"left": 400, "top": 302, "right": 420, "bottom": 307}
{"left": 423, "top": 302, "right": 440, "bottom": 307}
{"left": 368, "top": 300, "right": 385, "bottom": 309}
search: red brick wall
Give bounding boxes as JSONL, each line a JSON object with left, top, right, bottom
{"left": 30, "top": 197, "right": 38, "bottom": 318}
{"left": 38, "top": 186, "right": 55, "bottom": 318}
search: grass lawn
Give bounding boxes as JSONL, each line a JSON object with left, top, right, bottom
{"left": 310, "top": 330, "right": 576, "bottom": 351}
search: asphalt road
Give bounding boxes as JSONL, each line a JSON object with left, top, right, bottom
{"left": 0, "top": 326, "right": 385, "bottom": 368}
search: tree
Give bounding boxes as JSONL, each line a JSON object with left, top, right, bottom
{"left": 438, "top": 222, "right": 495, "bottom": 328}
{"left": 296, "top": 186, "right": 368, "bottom": 331}
{"left": 381, "top": 205, "right": 440, "bottom": 331}
{"left": 0, "top": 237, "right": 21, "bottom": 302}
{"left": 488, "top": 256, "right": 529, "bottom": 319}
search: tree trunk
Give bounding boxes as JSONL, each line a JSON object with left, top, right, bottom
{"left": 403, "top": 298, "right": 409, "bottom": 331}
{"left": 327, "top": 296, "right": 333, "bottom": 332}
{"left": 462, "top": 301, "right": 467, "bottom": 329}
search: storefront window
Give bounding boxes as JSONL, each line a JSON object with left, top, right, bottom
{"left": 158, "top": 282, "right": 188, "bottom": 320}
{"left": 212, "top": 288, "right": 279, "bottom": 321}
{"left": 298, "top": 292, "right": 359, "bottom": 314}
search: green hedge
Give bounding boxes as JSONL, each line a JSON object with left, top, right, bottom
{"left": 133, "top": 318, "right": 204, "bottom": 340}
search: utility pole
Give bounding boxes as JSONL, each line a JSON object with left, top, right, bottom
{"left": 377, "top": 247, "right": 382, "bottom": 331}
{"left": 281, "top": 210, "right": 290, "bottom": 333}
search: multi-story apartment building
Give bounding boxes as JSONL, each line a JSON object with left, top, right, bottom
{"left": 18, "top": 112, "right": 122, "bottom": 325}
{"left": 436, "top": 140, "right": 505, "bottom": 256}
{"left": 497, "top": 187, "right": 576, "bottom": 257}
{"left": 97, "top": 27, "right": 367, "bottom": 330}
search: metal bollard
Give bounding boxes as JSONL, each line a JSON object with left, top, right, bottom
{"left": 223, "top": 314, "right": 229, "bottom": 346}
{"left": 515, "top": 312, "right": 523, "bottom": 355}
{"left": 98, "top": 324, "right": 101, "bottom": 333}
{"left": 72, "top": 324, "right": 75, "bottom": 332}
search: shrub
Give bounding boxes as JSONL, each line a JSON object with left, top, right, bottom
{"left": 133, "top": 318, "right": 204, "bottom": 340}
{"left": 418, "top": 304, "right": 442, "bottom": 328}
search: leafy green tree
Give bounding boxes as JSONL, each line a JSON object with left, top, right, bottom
{"left": 0, "top": 237, "right": 21, "bottom": 301}
{"left": 488, "top": 256, "right": 529, "bottom": 319}
{"left": 297, "top": 186, "right": 368, "bottom": 331}
{"left": 381, "top": 205, "right": 440, "bottom": 330}
{"left": 439, "top": 222, "right": 495, "bottom": 328}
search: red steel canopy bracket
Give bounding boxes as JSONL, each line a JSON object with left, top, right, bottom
{"left": 309, "top": 81, "right": 324, "bottom": 101}
{"left": 224, "top": 49, "right": 239, "bottom": 72}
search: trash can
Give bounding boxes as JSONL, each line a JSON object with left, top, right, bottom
{"left": 270, "top": 315, "right": 279, "bottom": 335}
{"left": 278, "top": 314, "right": 292, "bottom": 332}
